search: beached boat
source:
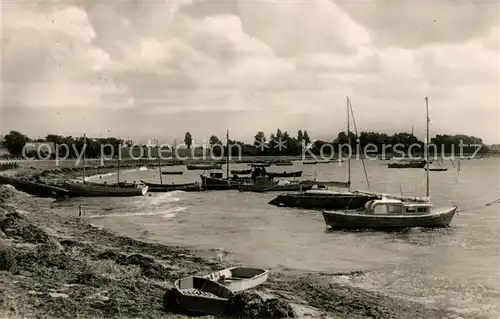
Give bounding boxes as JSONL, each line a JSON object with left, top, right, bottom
{"left": 203, "top": 267, "right": 269, "bottom": 292}
{"left": 173, "top": 276, "right": 233, "bottom": 315}
{"left": 64, "top": 180, "right": 148, "bottom": 197}
{"left": 140, "top": 181, "right": 200, "bottom": 192}
{"left": 239, "top": 176, "right": 313, "bottom": 193}
{"left": 267, "top": 170, "right": 302, "bottom": 178}
{"left": 161, "top": 171, "right": 184, "bottom": 175}
{"left": 187, "top": 164, "right": 222, "bottom": 170}
{"left": 230, "top": 169, "right": 252, "bottom": 175}
{"left": 0, "top": 176, "right": 69, "bottom": 199}
{"left": 322, "top": 198, "right": 457, "bottom": 229}
{"left": 323, "top": 97, "right": 457, "bottom": 230}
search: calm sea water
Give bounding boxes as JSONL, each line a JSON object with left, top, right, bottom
{"left": 53, "top": 158, "right": 500, "bottom": 318}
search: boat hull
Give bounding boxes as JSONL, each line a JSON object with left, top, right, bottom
{"left": 269, "top": 192, "right": 377, "bottom": 209}
{"left": 388, "top": 161, "right": 428, "bottom": 168}
{"left": 424, "top": 168, "right": 448, "bottom": 171}
{"left": 141, "top": 181, "right": 200, "bottom": 192}
{"left": 267, "top": 171, "right": 302, "bottom": 178}
{"left": 239, "top": 182, "right": 313, "bottom": 193}
{"left": 322, "top": 207, "right": 457, "bottom": 229}
{"left": 174, "top": 276, "right": 232, "bottom": 315}
{"left": 64, "top": 182, "right": 148, "bottom": 197}
{"left": 0, "top": 176, "right": 69, "bottom": 199}
{"left": 203, "top": 267, "right": 269, "bottom": 292}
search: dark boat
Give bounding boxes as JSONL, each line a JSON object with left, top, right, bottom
{"left": 64, "top": 181, "right": 148, "bottom": 197}
{"left": 424, "top": 167, "right": 448, "bottom": 172}
{"left": 230, "top": 169, "right": 252, "bottom": 175}
{"left": 388, "top": 160, "right": 427, "bottom": 168}
{"left": 322, "top": 198, "right": 457, "bottom": 229}
{"left": 269, "top": 188, "right": 378, "bottom": 210}
{"left": 302, "top": 160, "right": 317, "bottom": 165}
{"left": 0, "top": 176, "right": 69, "bottom": 199}
{"left": 275, "top": 161, "right": 293, "bottom": 166}
{"left": 161, "top": 171, "right": 184, "bottom": 175}
{"left": 267, "top": 170, "right": 302, "bottom": 178}
{"left": 239, "top": 176, "right": 313, "bottom": 193}
{"left": 200, "top": 175, "right": 245, "bottom": 190}
{"left": 246, "top": 163, "right": 271, "bottom": 167}
{"left": 140, "top": 181, "right": 201, "bottom": 192}
{"left": 187, "top": 164, "right": 222, "bottom": 170}
{"left": 268, "top": 98, "right": 375, "bottom": 209}
{"left": 323, "top": 97, "right": 457, "bottom": 230}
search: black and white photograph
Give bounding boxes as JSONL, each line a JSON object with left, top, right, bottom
{"left": 1, "top": 0, "right": 499, "bottom": 318}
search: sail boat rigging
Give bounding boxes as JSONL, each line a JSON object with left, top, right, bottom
{"left": 268, "top": 97, "right": 378, "bottom": 209}
{"left": 322, "top": 96, "right": 458, "bottom": 229}
{"left": 140, "top": 139, "right": 200, "bottom": 192}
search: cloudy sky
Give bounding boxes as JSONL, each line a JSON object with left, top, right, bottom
{"left": 1, "top": 0, "right": 499, "bottom": 143}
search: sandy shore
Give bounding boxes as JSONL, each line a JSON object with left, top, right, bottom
{"left": 0, "top": 167, "right": 465, "bottom": 318}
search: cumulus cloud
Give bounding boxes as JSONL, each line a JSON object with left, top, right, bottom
{"left": 1, "top": 0, "right": 499, "bottom": 142}
{"left": 2, "top": 4, "right": 128, "bottom": 109}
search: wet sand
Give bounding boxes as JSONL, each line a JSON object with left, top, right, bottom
{"left": 0, "top": 166, "right": 467, "bottom": 318}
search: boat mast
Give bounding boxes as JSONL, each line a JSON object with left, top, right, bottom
{"left": 156, "top": 139, "right": 163, "bottom": 184}
{"left": 226, "top": 129, "right": 230, "bottom": 179}
{"left": 346, "top": 96, "right": 351, "bottom": 192}
{"left": 117, "top": 143, "right": 120, "bottom": 187}
{"left": 425, "top": 96, "right": 430, "bottom": 197}
{"left": 82, "top": 133, "right": 86, "bottom": 184}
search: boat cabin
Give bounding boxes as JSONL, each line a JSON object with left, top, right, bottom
{"left": 364, "top": 198, "right": 432, "bottom": 215}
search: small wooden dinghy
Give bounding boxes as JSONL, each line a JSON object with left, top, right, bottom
{"left": 203, "top": 267, "right": 269, "bottom": 292}
{"left": 174, "top": 276, "right": 233, "bottom": 315}
{"left": 231, "top": 168, "right": 252, "bottom": 175}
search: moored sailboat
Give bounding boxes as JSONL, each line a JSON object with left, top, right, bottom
{"left": 322, "top": 97, "right": 457, "bottom": 229}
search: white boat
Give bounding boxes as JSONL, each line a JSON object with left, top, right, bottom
{"left": 173, "top": 276, "right": 233, "bottom": 315}
{"left": 203, "top": 267, "right": 269, "bottom": 292}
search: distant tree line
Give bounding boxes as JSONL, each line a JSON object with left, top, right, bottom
{"left": 0, "top": 129, "right": 490, "bottom": 159}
